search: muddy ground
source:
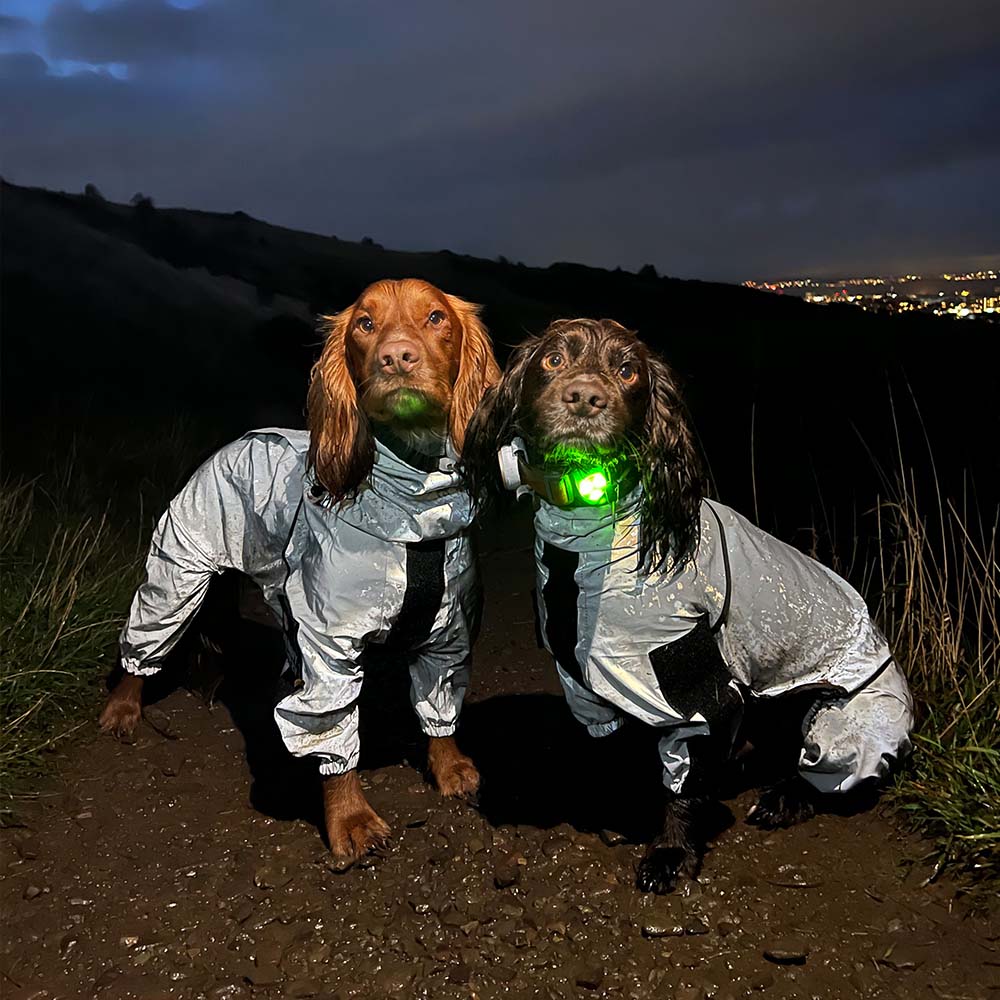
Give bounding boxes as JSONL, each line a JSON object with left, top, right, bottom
{"left": 2, "top": 517, "right": 998, "bottom": 1000}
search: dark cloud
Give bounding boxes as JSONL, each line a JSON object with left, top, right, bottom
{"left": 0, "top": 12, "right": 31, "bottom": 31}
{"left": 0, "top": 49, "right": 45, "bottom": 78}
{"left": 2, "top": 0, "right": 998, "bottom": 279}
{"left": 44, "top": 0, "right": 212, "bottom": 63}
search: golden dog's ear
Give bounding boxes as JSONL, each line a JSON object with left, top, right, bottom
{"left": 445, "top": 294, "right": 501, "bottom": 453}
{"left": 306, "top": 310, "right": 374, "bottom": 503}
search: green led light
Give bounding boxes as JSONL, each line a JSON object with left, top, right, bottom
{"left": 575, "top": 469, "right": 610, "bottom": 504}
{"left": 388, "top": 388, "right": 428, "bottom": 420}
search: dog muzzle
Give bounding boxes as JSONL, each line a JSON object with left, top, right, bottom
{"left": 497, "top": 437, "right": 636, "bottom": 508}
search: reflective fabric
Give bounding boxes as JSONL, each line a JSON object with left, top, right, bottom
{"left": 120, "top": 429, "right": 479, "bottom": 775}
{"left": 534, "top": 491, "right": 912, "bottom": 793}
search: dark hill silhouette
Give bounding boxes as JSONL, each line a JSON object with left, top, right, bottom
{"left": 2, "top": 179, "right": 995, "bottom": 537}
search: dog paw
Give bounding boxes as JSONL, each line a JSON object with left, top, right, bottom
{"left": 427, "top": 738, "right": 481, "bottom": 802}
{"left": 98, "top": 695, "right": 141, "bottom": 740}
{"left": 433, "top": 756, "right": 481, "bottom": 802}
{"left": 746, "top": 781, "right": 816, "bottom": 829}
{"left": 328, "top": 808, "right": 393, "bottom": 863}
{"left": 635, "top": 845, "right": 697, "bottom": 894}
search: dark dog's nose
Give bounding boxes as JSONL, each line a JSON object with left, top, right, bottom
{"left": 562, "top": 378, "right": 608, "bottom": 415}
{"left": 379, "top": 339, "right": 422, "bottom": 374}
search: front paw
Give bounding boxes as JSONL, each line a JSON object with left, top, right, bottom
{"left": 327, "top": 807, "right": 392, "bottom": 863}
{"left": 98, "top": 694, "right": 141, "bottom": 739}
{"left": 434, "top": 756, "right": 481, "bottom": 801}
{"left": 636, "top": 844, "right": 698, "bottom": 894}
{"left": 427, "top": 737, "right": 481, "bottom": 802}
{"left": 746, "top": 780, "right": 816, "bottom": 829}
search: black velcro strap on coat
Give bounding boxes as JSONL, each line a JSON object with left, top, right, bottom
{"left": 384, "top": 538, "right": 447, "bottom": 652}
{"left": 540, "top": 542, "right": 585, "bottom": 686}
{"left": 706, "top": 502, "right": 731, "bottom": 633}
{"left": 649, "top": 616, "right": 741, "bottom": 731}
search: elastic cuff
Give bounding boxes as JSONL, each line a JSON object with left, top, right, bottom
{"left": 120, "top": 656, "right": 162, "bottom": 678}
{"left": 419, "top": 719, "right": 459, "bottom": 737}
{"left": 662, "top": 768, "right": 689, "bottom": 795}
{"left": 587, "top": 716, "right": 625, "bottom": 738}
{"left": 317, "top": 755, "right": 357, "bottom": 777}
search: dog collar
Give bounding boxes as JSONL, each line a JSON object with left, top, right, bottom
{"left": 497, "top": 437, "right": 638, "bottom": 508}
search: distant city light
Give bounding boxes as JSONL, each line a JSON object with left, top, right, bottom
{"left": 742, "top": 270, "right": 999, "bottom": 322}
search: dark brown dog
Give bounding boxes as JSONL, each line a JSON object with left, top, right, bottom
{"left": 100, "top": 278, "right": 500, "bottom": 862}
{"left": 464, "top": 318, "right": 826, "bottom": 892}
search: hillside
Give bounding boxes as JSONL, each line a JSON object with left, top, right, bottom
{"left": 2, "top": 179, "right": 995, "bottom": 530}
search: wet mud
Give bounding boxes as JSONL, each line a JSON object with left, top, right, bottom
{"left": 2, "top": 528, "right": 998, "bottom": 999}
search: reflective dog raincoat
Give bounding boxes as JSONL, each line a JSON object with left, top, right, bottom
{"left": 534, "top": 492, "right": 913, "bottom": 794}
{"left": 120, "top": 429, "right": 480, "bottom": 775}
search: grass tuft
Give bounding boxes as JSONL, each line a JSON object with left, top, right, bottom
{"left": 0, "top": 476, "right": 141, "bottom": 800}
{"left": 870, "top": 469, "right": 999, "bottom": 896}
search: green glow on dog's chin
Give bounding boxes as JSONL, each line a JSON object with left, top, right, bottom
{"left": 574, "top": 470, "right": 610, "bottom": 504}
{"left": 389, "top": 389, "right": 428, "bottom": 420}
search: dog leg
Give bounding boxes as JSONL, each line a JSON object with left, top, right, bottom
{"left": 322, "top": 769, "right": 392, "bottom": 861}
{"left": 98, "top": 673, "right": 144, "bottom": 738}
{"left": 746, "top": 775, "right": 817, "bottom": 828}
{"left": 636, "top": 792, "right": 705, "bottom": 894}
{"left": 427, "top": 735, "right": 480, "bottom": 801}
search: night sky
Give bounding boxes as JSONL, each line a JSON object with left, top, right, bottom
{"left": 2, "top": 1, "right": 998, "bottom": 282}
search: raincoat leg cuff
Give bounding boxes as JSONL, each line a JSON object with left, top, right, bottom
{"left": 587, "top": 716, "right": 626, "bottom": 738}
{"left": 317, "top": 756, "right": 358, "bottom": 777}
{"left": 120, "top": 656, "right": 162, "bottom": 677}
{"left": 419, "top": 720, "right": 459, "bottom": 738}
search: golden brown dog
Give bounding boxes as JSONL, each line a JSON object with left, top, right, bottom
{"left": 100, "top": 278, "right": 500, "bottom": 861}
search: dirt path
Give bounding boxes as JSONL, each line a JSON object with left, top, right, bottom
{"left": 2, "top": 525, "right": 998, "bottom": 1000}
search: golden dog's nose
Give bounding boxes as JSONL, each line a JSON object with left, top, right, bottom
{"left": 379, "top": 338, "right": 422, "bottom": 374}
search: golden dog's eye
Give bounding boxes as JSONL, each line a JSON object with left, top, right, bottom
{"left": 428, "top": 309, "right": 446, "bottom": 326}
{"left": 618, "top": 362, "right": 638, "bottom": 383}
{"left": 542, "top": 353, "right": 564, "bottom": 371}
{"left": 357, "top": 316, "right": 374, "bottom": 333}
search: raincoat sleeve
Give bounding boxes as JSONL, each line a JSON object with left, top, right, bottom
{"left": 556, "top": 667, "right": 626, "bottom": 738}
{"left": 656, "top": 721, "right": 712, "bottom": 795}
{"left": 119, "top": 434, "right": 301, "bottom": 676}
{"left": 407, "top": 538, "right": 480, "bottom": 738}
{"left": 274, "top": 613, "right": 365, "bottom": 777}
{"left": 409, "top": 645, "right": 470, "bottom": 739}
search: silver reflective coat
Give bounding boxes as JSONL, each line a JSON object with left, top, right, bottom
{"left": 120, "top": 429, "right": 479, "bottom": 775}
{"left": 534, "top": 492, "right": 913, "bottom": 794}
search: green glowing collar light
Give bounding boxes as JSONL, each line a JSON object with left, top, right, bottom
{"left": 498, "top": 438, "right": 633, "bottom": 508}
{"left": 573, "top": 469, "right": 611, "bottom": 505}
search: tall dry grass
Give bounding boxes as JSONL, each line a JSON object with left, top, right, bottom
{"left": 0, "top": 477, "right": 141, "bottom": 799}
{"left": 1, "top": 423, "right": 221, "bottom": 804}
{"left": 869, "top": 466, "right": 999, "bottom": 892}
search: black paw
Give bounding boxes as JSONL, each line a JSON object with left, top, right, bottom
{"left": 636, "top": 845, "right": 695, "bottom": 894}
{"left": 746, "top": 780, "right": 816, "bottom": 829}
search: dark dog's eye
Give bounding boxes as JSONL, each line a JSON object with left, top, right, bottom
{"left": 542, "top": 353, "right": 564, "bottom": 371}
{"left": 428, "top": 309, "right": 446, "bottom": 326}
{"left": 357, "top": 316, "right": 374, "bottom": 333}
{"left": 618, "top": 362, "right": 639, "bottom": 384}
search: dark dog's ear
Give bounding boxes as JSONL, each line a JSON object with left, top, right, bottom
{"left": 461, "top": 337, "right": 540, "bottom": 511}
{"left": 307, "top": 310, "right": 375, "bottom": 503}
{"left": 639, "top": 353, "right": 707, "bottom": 571}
